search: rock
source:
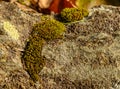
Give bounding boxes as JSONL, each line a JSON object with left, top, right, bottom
{"left": 41, "top": 5, "right": 120, "bottom": 89}
{"left": 0, "top": 1, "right": 42, "bottom": 89}
{"left": 0, "top": 1, "right": 120, "bottom": 89}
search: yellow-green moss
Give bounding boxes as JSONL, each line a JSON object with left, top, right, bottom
{"left": 22, "top": 37, "right": 44, "bottom": 82}
{"left": 22, "top": 17, "right": 66, "bottom": 82}
{"left": 60, "top": 8, "right": 89, "bottom": 22}
{"left": 33, "top": 18, "right": 66, "bottom": 40}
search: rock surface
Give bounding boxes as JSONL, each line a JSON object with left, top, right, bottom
{"left": 0, "top": 1, "right": 120, "bottom": 89}
{"left": 41, "top": 5, "right": 120, "bottom": 89}
{"left": 0, "top": 1, "right": 42, "bottom": 89}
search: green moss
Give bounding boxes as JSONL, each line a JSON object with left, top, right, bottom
{"left": 22, "top": 37, "right": 44, "bottom": 82}
{"left": 33, "top": 18, "right": 66, "bottom": 40}
{"left": 60, "top": 8, "right": 89, "bottom": 22}
{"left": 22, "top": 17, "right": 66, "bottom": 82}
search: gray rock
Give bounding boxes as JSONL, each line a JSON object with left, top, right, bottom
{"left": 0, "top": 1, "right": 42, "bottom": 89}
{"left": 41, "top": 5, "right": 120, "bottom": 89}
{"left": 0, "top": 1, "right": 120, "bottom": 89}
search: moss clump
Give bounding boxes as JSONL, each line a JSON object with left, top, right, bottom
{"left": 22, "top": 17, "right": 66, "bottom": 82}
{"left": 22, "top": 37, "right": 45, "bottom": 82}
{"left": 33, "top": 18, "right": 66, "bottom": 40}
{"left": 60, "top": 8, "right": 89, "bottom": 22}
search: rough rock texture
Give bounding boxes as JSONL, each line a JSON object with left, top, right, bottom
{"left": 0, "top": 1, "right": 42, "bottom": 89}
{"left": 0, "top": 1, "right": 120, "bottom": 89}
{"left": 41, "top": 5, "right": 120, "bottom": 89}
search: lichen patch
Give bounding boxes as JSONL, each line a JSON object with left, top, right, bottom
{"left": 3, "top": 21, "right": 19, "bottom": 40}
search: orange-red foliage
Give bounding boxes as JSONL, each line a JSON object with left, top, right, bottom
{"left": 41, "top": 0, "right": 76, "bottom": 14}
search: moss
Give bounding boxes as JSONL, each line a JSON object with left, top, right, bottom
{"left": 60, "top": 8, "right": 89, "bottom": 22}
{"left": 22, "top": 37, "right": 44, "bottom": 82}
{"left": 33, "top": 17, "right": 66, "bottom": 40}
{"left": 22, "top": 17, "right": 66, "bottom": 82}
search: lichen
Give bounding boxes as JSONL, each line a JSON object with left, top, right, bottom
{"left": 60, "top": 8, "right": 89, "bottom": 22}
{"left": 22, "top": 17, "right": 66, "bottom": 82}
{"left": 3, "top": 21, "right": 19, "bottom": 40}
